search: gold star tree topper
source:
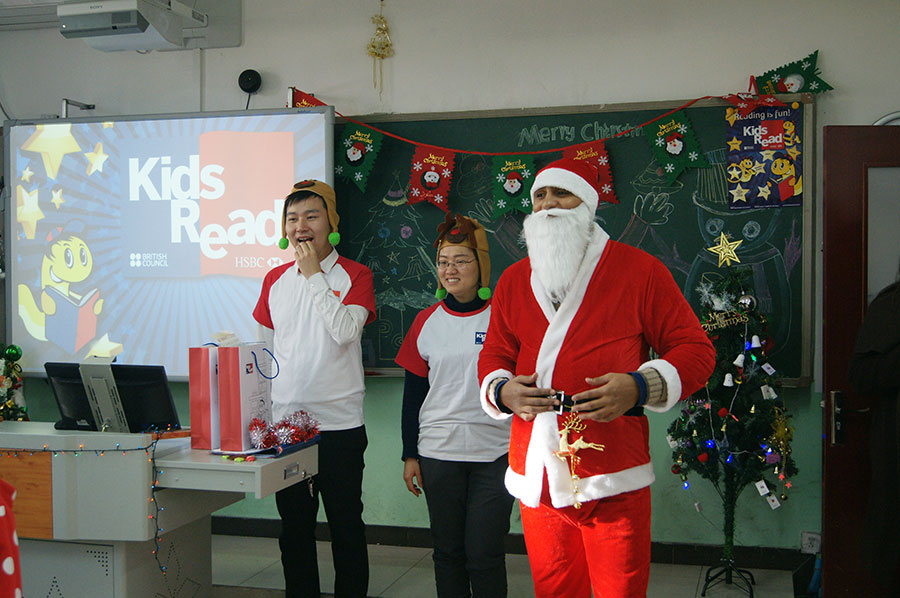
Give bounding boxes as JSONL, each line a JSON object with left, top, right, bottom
{"left": 706, "top": 232, "right": 742, "bottom": 267}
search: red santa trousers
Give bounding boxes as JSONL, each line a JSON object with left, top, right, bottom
{"left": 520, "top": 485, "right": 651, "bottom": 598}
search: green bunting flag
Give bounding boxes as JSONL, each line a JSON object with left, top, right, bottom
{"left": 755, "top": 50, "right": 832, "bottom": 95}
{"left": 336, "top": 125, "right": 383, "bottom": 191}
{"left": 646, "top": 111, "right": 709, "bottom": 184}
{"left": 491, "top": 156, "right": 534, "bottom": 218}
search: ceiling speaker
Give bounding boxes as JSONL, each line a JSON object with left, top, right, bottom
{"left": 238, "top": 69, "right": 261, "bottom": 94}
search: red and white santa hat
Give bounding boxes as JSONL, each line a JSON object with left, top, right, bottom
{"left": 530, "top": 157, "right": 604, "bottom": 212}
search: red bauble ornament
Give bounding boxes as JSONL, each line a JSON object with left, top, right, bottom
{"left": 698, "top": 452, "right": 710, "bottom": 463}
{"left": 718, "top": 407, "right": 729, "bottom": 418}
{"left": 671, "top": 464, "right": 681, "bottom": 474}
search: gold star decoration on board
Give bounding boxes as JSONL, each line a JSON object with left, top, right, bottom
{"left": 706, "top": 232, "right": 743, "bottom": 268}
{"left": 51, "top": 187, "right": 65, "bottom": 209}
{"left": 85, "top": 142, "right": 109, "bottom": 175}
{"left": 16, "top": 185, "right": 44, "bottom": 239}
{"left": 729, "top": 184, "right": 749, "bottom": 203}
{"left": 727, "top": 136, "right": 742, "bottom": 152}
{"left": 786, "top": 145, "right": 801, "bottom": 160}
{"left": 760, "top": 150, "right": 776, "bottom": 162}
{"left": 752, "top": 160, "right": 767, "bottom": 175}
{"left": 757, "top": 183, "right": 772, "bottom": 200}
{"left": 725, "top": 108, "right": 739, "bottom": 127}
{"left": 20, "top": 124, "right": 82, "bottom": 179}
{"left": 20, "top": 165, "right": 34, "bottom": 183}
{"left": 86, "top": 333, "right": 124, "bottom": 359}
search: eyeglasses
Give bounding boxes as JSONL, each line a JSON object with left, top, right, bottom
{"left": 436, "top": 258, "right": 476, "bottom": 270}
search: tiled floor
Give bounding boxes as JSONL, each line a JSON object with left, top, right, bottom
{"left": 211, "top": 535, "right": 796, "bottom": 597}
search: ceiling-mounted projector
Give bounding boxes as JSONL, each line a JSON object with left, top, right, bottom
{"left": 57, "top": 0, "right": 240, "bottom": 52}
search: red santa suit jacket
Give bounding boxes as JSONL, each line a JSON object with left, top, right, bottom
{"left": 478, "top": 225, "right": 715, "bottom": 508}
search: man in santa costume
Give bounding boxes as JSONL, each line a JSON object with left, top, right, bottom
{"left": 478, "top": 158, "right": 715, "bottom": 597}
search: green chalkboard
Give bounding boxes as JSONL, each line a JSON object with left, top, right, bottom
{"left": 334, "top": 96, "right": 814, "bottom": 384}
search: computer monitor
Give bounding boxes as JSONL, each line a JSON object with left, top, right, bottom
{"left": 45, "top": 362, "right": 182, "bottom": 433}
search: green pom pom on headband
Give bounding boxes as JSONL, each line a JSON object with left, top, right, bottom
{"left": 278, "top": 237, "right": 289, "bottom": 250}
{"left": 328, "top": 231, "right": 341, "bottom": 246}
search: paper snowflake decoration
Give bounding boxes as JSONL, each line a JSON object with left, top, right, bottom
{"left": 354, "top": 172, "right": 363, "bottom": 181}
{"left": 335, "top": 165, "right": 343, "bottom": 174}
{"left": 689, "top": 151, "right": 699, "bottom": 161}
{"left": 343, "top": 139, "right": 353, "bottom": 147}
{"left": 520, "top": 197, "right": 530, "bottom": 207}
{"left": 602, "top": 184, "right": 613, "bottom": 194}
{"left": 434, "top": 194, "right": 444, "bottom": 203}
{"left": 366, "top": 144, "right": 373, "bottom": 152}
{"left": 442, "top": 168, "right": 452, "bottom": 177}
{"left": 410, "top": 188, "right": 420, "bottom": 197}
{"left": 497, "top": 199, "right": 506, "bottom": 208}
{"left": 802, "top": 60, "right": 810, "bottom": 69}
{"left": 696, "top": 281, "right": 714, "bottom": 306}
{"left": 598, "top": 157, "right": 608, "bottom": 166}
{"left": 678, "top": 123, "right": 688, "bottom": 134}
{"left": 665, "top": 163, "right": 675, "bottom": 173}
{"left": 522, "top": 169, "right": 532, "bottom": 178}
{"left": 656, "top": 137, "right": 665, "bottom": 147}
{"left": 810, "top": 81, "right": 819, "bottom": 90}
{"left": 413, "top": 161, "right": 423, "bottom": 171}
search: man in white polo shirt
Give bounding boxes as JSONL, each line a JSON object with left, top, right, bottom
{"left": 253, "top": 180, "right": 376, "bottom": 598}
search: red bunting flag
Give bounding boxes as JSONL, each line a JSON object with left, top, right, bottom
{"left": 407, "top": 146, "right": 455, "bottom": 212}
{"left": 563, "top": 141, "right": 618, "bottom": 204}
{"left": 289, "top": 87, "right": 327, "bottom": 108}
{"left": 722, "top": 93, "right": 787, "bottom": 119}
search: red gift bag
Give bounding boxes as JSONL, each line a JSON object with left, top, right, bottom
{"left": 217, "top": 342, "right": 273, "bottom": 452}
{"left": 189, "top": 346, "right": 220, "bottom": 450}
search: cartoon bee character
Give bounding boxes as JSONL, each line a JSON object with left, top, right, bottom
{"left": 727, "top": 157, "right": 757, "bottom": 184}
{"left": 770, "top": 153, "right": 802, "bottom": 199}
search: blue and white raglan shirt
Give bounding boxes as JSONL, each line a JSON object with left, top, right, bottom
{"left": 396, "top": 297, "right": 510, "bottom": 462}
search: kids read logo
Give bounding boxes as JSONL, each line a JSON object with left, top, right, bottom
{"left": 125, "top": 130, "right": 295, "bottom": 278}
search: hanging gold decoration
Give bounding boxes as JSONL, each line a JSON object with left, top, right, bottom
{"left": 366, "top": 1, "right": 394, "bottom": 98}
{"left": 554, "top": 414, "right": 605, "bottom": 508}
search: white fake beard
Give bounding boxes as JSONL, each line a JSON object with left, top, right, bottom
{"left": 522, "top": 203, "right": 594, "bottom": 304}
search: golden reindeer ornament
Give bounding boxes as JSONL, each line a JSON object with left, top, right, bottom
{"left": 554, "top": 414, "right": 606, "bottom": 508}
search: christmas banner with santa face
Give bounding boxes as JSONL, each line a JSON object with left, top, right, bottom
{"left": 755, "top": 50, "right": 832, "bottom": 95}
{"left": 337, "top": 125, "right": 383, "bottom": 191}
{"left": 563, "top": 141, "right": 618, "bottom": 204}
{"left": 646, "top": 111, "right": 709, "bottom": 184}
{"left": 408, "top": 146, "right": 455, "bottom": 212}
{"left": 725, "top": 103, "right": 803, "bottom": 209}
{"left": 491, "top": 156, "right": 534, "bottom": 217}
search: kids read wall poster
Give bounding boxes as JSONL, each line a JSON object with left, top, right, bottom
{"left": 725, "top": 102, "right": 803, "bottom": 210}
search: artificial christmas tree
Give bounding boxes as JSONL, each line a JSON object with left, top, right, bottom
{"left": 667, "top": 269, "right": 797, "bottom": 596}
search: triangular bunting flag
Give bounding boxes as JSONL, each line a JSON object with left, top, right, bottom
{"left": 563, "top": 141, "right": 618, "bottom": 204}
{"left": 408, "top": 146, "right": 455, "bottom": 212}
{"left": 491, "top": 156, "right": 534, "bottom": 218}
{"left": 290, "top": 87, "right": 327, "bottom": 108}
{"left": 646, "top": 111, "right": 709, "bottom": 184}
{"left": 722, "top": 93, "right": 787, "bottom": 119}
{"left": 336, "top": 125, "right": 383, "bottom": 191}
{"left": 755, "top": 50, "right": 832, "bottom": 95}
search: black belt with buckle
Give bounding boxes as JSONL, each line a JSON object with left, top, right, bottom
{"left": 553, "top": 390, "right": 645, "bottom": 417}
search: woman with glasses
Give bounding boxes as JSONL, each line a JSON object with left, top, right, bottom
{"left": 395, "top": 212, "right": 514, "bottom": 598}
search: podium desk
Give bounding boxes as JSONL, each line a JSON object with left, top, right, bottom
{"left": 0, "top": 421, "right": 317, "bottom": 597}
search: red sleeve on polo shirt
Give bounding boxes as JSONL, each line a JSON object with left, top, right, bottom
{"left": 338, "top": 256, "right": 377, "bottom": 325}
{"left": 252, "top": 263, "right": 292, "bottom": 329}
{"left": 395, "top": 302, "right": 442, "bottom": 378}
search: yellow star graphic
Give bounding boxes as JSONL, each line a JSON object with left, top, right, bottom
{"left": 16, "top": 185, "right": 44, "bottom": 239}
{"left": 752, "top": 160, "right": 767, "bottom": 175}
{"left": 86, "top": 333, "right": 124, "bottom": 359}
{"left": 102, "top": 121, "right": 115, "bottom": 128}
{"left": 727, "top": 137, "right": 743, "bottom": 152}
{"left": 20, "top": 124, "right": 82, "bottom": 179}
{"left": 757, "top": 183, "right": 772, "bottom": 200}
{"left": 760, "top": 150, "right": 776, "bottom": 162}
{"left": 85, "top": 142, "right": 109, "bottom": 175}
{"left": 729, "top": 184, "right": 749, "bottom": 203}
{"left": 706, "top": 233, "right": 743, "bottom": 268}
{"left": 21, "top": 165, "right": 34, "bottom": 183}
{"left": 725, "top": 108, "right": 739, "bottom": 127}
{"left": 51, "top": 187, "right": 65, "bottom": 209}
{"left": 786, "top": 145, "right": 801, "bottom": 160}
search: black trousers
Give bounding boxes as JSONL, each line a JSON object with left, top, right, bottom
{"left": 276, "top": 426, "right": 368, "bottom": 598}
{"left": 419, "top": 454, "right": 515, "bottom": 598}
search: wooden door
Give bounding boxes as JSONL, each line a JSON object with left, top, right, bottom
{"left": 822, "top": 125, "right": 900, "bottom": 597}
